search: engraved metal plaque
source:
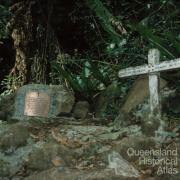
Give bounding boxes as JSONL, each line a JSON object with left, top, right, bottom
{"left": 24, "top": 91, "right": 50, "bottom": 117}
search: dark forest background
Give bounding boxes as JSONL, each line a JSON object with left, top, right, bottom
{"left": 0, "top": 0, "right": 179, "bottom": 107}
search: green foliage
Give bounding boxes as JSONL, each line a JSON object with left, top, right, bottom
{"left": 51, "top": 54, "right": 112, "bottom": 98}
{"left": 0, "top": 0, "right": 179, "bottom": 117}
{"left": 49, "top": 0, "right": 179, "bottom": 105}
{"left": 86, "top": 0, "right": 180, "bottom": 61}
{"left": 86, "top": 0, "right": 121, "bottom": 42}
{"left": 133, "top": 24, "right": 173, "bottom": 58}
{"left": 0, "top": 74, "right": 20, "bottom": 97}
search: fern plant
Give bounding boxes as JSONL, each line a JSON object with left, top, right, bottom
{"left": 51, "top": 54, "right": 111, "bottom": 98}
{"left": 0, "top": 74, "right": 20, "bottom": 97}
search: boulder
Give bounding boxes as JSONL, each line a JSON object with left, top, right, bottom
{"left": 73, "top": 101, "right": 90, "bottom": 119}
{"left": 121, "top": 76, "right": 167, "bottom": 113}
{"left": 13, "top": 84, "right": 75, "bottom": 120}
{"left": 114, "top": 76, "right": 167, "bottom": 128}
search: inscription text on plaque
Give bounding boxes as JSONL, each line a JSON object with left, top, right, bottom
{"left": 24, "top": 91, "right": 50, "bottom": 117}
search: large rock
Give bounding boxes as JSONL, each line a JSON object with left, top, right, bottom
{"left": 113, "top": 76, "right": 167, "bottom": 128}
{"left": 121, "top": 76, "right": 167, "bottom": 113}
{"left": 13, "top": 84, "right": 75, "bottom": 120}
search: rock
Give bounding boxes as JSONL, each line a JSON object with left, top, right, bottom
{"left": 113, "top": 111, "right": 129, "bottom": 129}
{"left": 99, "top": 131, "right": 123, "bottom": 141}
{"left": 0, "top": 111, "right": 6, "bottom": 120}
{"left": 24, "top": 167, "right": 139, "bottom": 180}
{"left": 77, "top": 160, "right": 91, "bottom": 168}
{"left": 55, "top": 87, "right": 75, "bottom": 115}
{"left": 0, "top": 122, "right": 29, "bottom": 150}
{"left": 97, "top": 145, "right": 111, "bottom": 154}
{"left": 81, "top": 135, "right": 93, "bottom": 142}
{"left": 99, "top": 125, "right": 142, "bottom": 141}
{"left": 73, "top": 101, "right": 90, "bottom": 119}
{"left": 114, "top": 76, "right": 167, "bottom": 128}
{"left": 108, "top": 151, "right": 140, "bottom": 178}
{"left": 0, "top": 139, "right": 39, "bottom": 178}
{"left": 141, "top": 117, "right": 160, "bottom": 136}
{"left": 13, "top": 84, "right": 75, "bottom": 120}
{"left": 94, "top": 83, "right": 122, "bottom": 117}
{"left": 0, "top": 93, "right": 15, "bottom": 121}
{"left": 66, "top": 125, "right": 110, "bottom": 136}
{"left": 113, "top": 136, "right": 156, "bottom": 162}
{"left": 121, "top": 76, "right": 167, "bottom": 113}
{"left": 26, "top": 142, "right": 73, "bottom": 171}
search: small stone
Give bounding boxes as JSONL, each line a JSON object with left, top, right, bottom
{"left": 141, "top": 117, "right": 160, "bottom": 136}
{"left": 51, "top": 156, "right": 64, "bottom": 167}
{"left": 99, "top": 131, "right": 123, "bottom": 141}
{"left": 81, "top": 135, "right": 90, "bottom": 142}
{"left": 77, "top": 160, "right": 90, "bottom": 167}
{"left": 73, "top": 101, "right": 90, "bottom": 119}
{"left": 97, "top": 145, "right": 111, "bottom": 154}
{"left": 89, "top": 164, "right": 94, "bottom": 168}
{"left": 99, "top": 162, "right": 106, "bottom": 167}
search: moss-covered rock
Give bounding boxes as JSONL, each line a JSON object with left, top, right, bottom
{"left": 0, "top": 122, "right": 29, "bottom": 150}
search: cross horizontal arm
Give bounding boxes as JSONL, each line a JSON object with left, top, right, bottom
{"left": 155, "top": 57, "right": 180, "bottom": 73}
{"left": 118, "top": 64, "right": 149, "bottom": 77}
{"left": 118, "top": 58, "right": 180, "bottom": 78}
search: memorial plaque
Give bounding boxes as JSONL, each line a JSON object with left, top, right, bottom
{"left": 13, "top": 84, "right": 75, "bottom": 120}
{"left": 24, "top": 91, "right": 50, "bottom": 117}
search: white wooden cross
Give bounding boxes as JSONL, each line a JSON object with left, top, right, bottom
{"left": 118, "top": 49, "right": 180, "bottom": 119}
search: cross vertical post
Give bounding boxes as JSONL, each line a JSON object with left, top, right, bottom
{"left": 148, "top": 49, "right": 161, "bottom": 119}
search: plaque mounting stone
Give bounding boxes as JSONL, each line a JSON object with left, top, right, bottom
{"left": 24, "top": 91, "right": 50, "bottom": 117}
{"left": 13, "top": 84, "right": 75, "bottom": 120}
